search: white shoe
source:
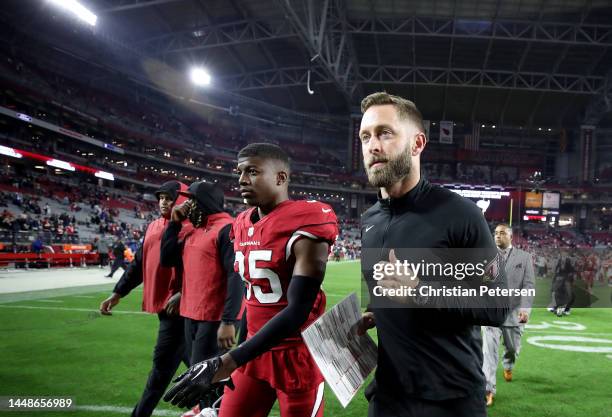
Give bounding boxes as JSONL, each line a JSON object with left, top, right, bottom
{"left": 198, "top": 408, "right": 218, "bottom": 417}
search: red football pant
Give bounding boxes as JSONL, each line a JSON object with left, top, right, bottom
{"left": 218, "top": 369, "right": 325, "bottom": 417}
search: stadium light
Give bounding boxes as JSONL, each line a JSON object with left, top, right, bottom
{"left": 95, "top": 171, "right": 115, "bottom": 181}
{"left": 190, "top": 67, "right": 211, "bottom": 86}
{"left": 0, "top": 145, "right": 23, "bottom": 159}
{"left": 47, "top": 0, "right": 97, "bottom": 26}
{"left": 46, "top": 159, "right": 76, "bottom": 171}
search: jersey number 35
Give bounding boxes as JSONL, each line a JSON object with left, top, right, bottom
{"left": 235, "top": 250, "right": 282, "bottom": 304}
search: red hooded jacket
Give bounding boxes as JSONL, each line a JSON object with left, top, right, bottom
{"left": 113, "top": 182, "right": 194, "bottom": 313}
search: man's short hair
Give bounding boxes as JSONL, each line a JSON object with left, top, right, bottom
{"left": 495, "top": 224, "right": 513, "bottom": 235}
{"left": 360, "top": 91, "right": 425, "bottom": 133}
{"left": 238, "top": 143, "right": 290, "bottom": 168}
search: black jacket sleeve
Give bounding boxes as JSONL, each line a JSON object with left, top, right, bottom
{"left": 423, "top": 205, "right": 510, "bottom": 327}
{"left": 229, "top": 274, "right": 319, "bottom": 366}
{"left": 113, "top": 225, "right": 148, "bottom": 297}
{"left": 218, "top": 224, "right": 243, "bottom": 323}
{"left": 160, "top": 221, "right": 184, "bottom": 268}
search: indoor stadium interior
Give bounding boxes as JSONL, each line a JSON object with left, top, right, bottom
{"left": 0, "top": 1, "right": 611, "bottom": 417}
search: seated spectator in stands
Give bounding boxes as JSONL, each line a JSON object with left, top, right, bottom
{"left": 31, "top": 236, "right": 43, "bottom": 254}
{"left": 13, "top": 192, "right": 23, "bottom": 207}
{"left": 1, "top": 211, "right": 12, "bottom": 229}
{"left": 56, "top": 224, "right": 64, "bottom": 242}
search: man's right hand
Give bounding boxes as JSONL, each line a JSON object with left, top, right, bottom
{"left": 356, "top": 312, "right": 376, "bottom": 336}
{"left": 164, "top": 292, "right": 181, "bottom": 316}
{"left": 100, "top": 293, "right": 121, "bottom": 315}
{"left": 171, "top": 201, "right": 190, "bottom": 223}
{"left": 164, "top": 355, "right": 236, "bottom": 409}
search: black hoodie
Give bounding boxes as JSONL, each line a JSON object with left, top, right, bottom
{"left": 179, "top": 181, "right": 225, "bottom": 216}
{"left": 154, "top": 181, "right": 181, "bottom": 203}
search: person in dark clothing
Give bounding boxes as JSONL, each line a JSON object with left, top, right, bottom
{"left": 99, "top": 181, "right": 191, "bottom": 417}
{"left": 552, "top": 252, "right": 575, "bottom": 316}
{"left": 106, "top": 238, "right": 127, "bottom": 278}
{"left": 355, "top": 92, "right": 509, "bottom": 417}
{"left": 160, "top": 181, "right": 243, "bottom": 413}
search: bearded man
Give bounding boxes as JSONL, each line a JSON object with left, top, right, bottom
{"left": 355, "top": 92, "right": 510, "bottom": 417}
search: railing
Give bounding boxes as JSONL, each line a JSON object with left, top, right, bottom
{"left": 0, "top": 252, "right": 99, "bottom": 269}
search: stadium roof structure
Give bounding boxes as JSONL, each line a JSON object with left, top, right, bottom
{"left": 2, "top": 0, "right": 612, "bottom": 129}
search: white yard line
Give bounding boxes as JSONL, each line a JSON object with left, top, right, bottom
{"left": 34, "top": 299, "right": 63, "bottom": 303}
{"left": 0, "top": 305, "right": 146, "bottom": 315}
{"left": 72, "top": 404, "right": 278, "bottom": 416}
{"left": 525, "top": 330, "right": 612, "bottom": 337}
{"left": 73, "top": 405, "right": 178, "bottom": 416}
{"left": 327, "top": 260, "right": 360, "bottom": 265}
{"left": 4, "top": 305, "right": 611, "bottom": 337}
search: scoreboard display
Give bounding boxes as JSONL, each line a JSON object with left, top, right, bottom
{"left": 523, "top": 191, "right": 560, "bottom": 223}
{"left": 444, "top": 185, "right": 511, "bottom": 221}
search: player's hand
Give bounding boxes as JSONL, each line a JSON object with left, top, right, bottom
{"left": 171, "top": 201, "right": 190, "bottom": 223}
{"left": 217, "top": 323, "right": 236, "bottom": 350}
{"left": 163, "top": 356, "right": 235, "bottom": 409}
{"left": 375, "top": 249, "right": 419, "bottom": 303}
{"left": 164, "top": 292, "right": 181, "bottom": 316}
{"left": 99, "top": 293, "right": 121, "bottom": 315}
{"left": 356, "top": 312, "right": 376, "bottom": 335}
{"left": 518, "top": 310, "right": 529, "bottom": 323}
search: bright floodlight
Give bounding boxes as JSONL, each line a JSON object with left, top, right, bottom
{"left": 48, "top": 0, "right": 97, "bottom": 26}
{"left": 190, "top": 67, "right": 211, "bottom": 86}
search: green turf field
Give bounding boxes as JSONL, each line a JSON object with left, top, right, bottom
{"left": 1, "top": 261, "right": 611, "bottom": 416}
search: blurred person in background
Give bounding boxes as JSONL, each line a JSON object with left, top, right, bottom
{"left": 482, "top": 224, "right": 535, "bottom": 406}
{"left": 99, "top": 181, "right": 192, "bottom": 417}
{"left": 105, "top": 237, "right": 126, "bottom": 278}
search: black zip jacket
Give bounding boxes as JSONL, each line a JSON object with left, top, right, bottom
{"left": 361, "top": 177, "right": 510, "bottom": 401}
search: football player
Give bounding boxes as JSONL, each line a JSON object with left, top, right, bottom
{"left": 164, "top": 143, "right": 338, "bottom": 417}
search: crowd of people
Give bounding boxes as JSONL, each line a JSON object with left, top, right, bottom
{"left": 2, "top": 58, "right": 612, "bottom": 416}
{"left": 0, "top": 173, "right": 152, "bottom": 252}
{"left": 512, "top": 228, "right": 612, "bottom": 250}
{"left": 2, "top": 48, "right": 583, "bottom": 194}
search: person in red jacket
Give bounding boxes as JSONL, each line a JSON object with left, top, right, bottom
{"left": 99, "top": 180, "right": 192, "bottom": 417}
{"left": 164, "top": 143, "right": 338, "bottom": 417}
{"left": 160, "top": 181, "right": 244, "bottom": 412}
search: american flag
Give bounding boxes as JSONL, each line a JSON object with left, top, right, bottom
{"left": 464, "top": 123, "right": 480, "bottom": 151}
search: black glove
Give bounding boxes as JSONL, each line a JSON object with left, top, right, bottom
{"left": 163, "top": 356, "right": 233, "bottom": 409}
